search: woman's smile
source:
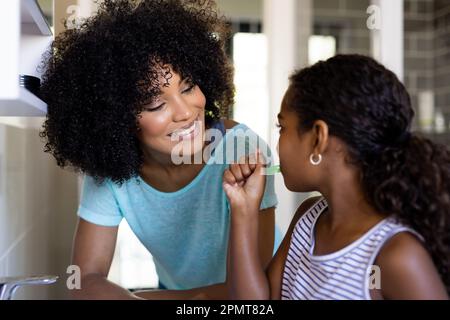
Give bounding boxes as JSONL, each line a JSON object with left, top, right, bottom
{"left": 168, "top": 115, "right": 202, "bottom": 142}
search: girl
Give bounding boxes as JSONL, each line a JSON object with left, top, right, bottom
{"left": 223, "top": 54, "right": 450, "bottom": 300}
{"left": 40, "top": 0, "right": 277, "bottom": 299}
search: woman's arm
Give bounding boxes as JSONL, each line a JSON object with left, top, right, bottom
{"left": 71, "top": 218, "right": 141, "bottom": 299}
{"left": 134, "top": 207, "right": 274, "bottom": 300}
{"left": 73, "top": 218, "right": 226, "bottom": 300}
{"left": 73, "top": 208, "right": 273, "bottom": 300}
{"left": 133, "top": 283, "right": 227, "bottom": 300}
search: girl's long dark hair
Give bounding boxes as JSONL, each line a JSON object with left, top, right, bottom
{"left": 289, "top": 54, "right": 450, "bottom": 292}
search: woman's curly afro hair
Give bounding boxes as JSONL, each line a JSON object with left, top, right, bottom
{"left": 40, "top": 0, "right": 234, "bottom": 184}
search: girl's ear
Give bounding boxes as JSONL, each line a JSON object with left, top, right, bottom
{"left": 312, "top": 120, "right": 329, "bottom": 154}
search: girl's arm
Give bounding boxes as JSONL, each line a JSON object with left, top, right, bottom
{"left": 223, "top": 151, "right": 321, "bottom": 299}
{"left": 374, "top": 232, "right": 448, "bottom": 300}
{"left": 228, "top": 204, "right": 270, "bottom": 299}
{"left": 265, "top": 196, "right": 322, "bottom": 299}
{"left": 227, "top": 194, "right": 321, "bottom": 300}
{"left": 223, "top": 152, "right": 270, "bottom": 299}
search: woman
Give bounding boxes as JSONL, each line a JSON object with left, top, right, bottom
{"left": 40, "top": 0, "right": 277, "bottom": 299}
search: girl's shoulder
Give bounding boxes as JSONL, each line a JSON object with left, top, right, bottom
{"left": 373, "top": 231, "right": 448, "bottom": 299}
{"left": 291, "top": 196, "right": 323, "bottom": 229}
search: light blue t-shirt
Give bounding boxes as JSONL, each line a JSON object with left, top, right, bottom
{"left": 77, "top": 123, "right": 278, "bottom": 290}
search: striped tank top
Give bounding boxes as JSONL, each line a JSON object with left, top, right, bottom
{"left": 281, "top": 197, "right": 421, "bottom": 300}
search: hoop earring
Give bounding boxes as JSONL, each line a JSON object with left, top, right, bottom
{"left": 310, "top": 154, "right": 322, "bottom": 166}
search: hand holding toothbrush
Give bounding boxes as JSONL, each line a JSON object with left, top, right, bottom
{"left": 223, "top": 151, "right": 275, "bottom": 299}
{"left": 222, "top": 151, "right": 267, "bottom": 214}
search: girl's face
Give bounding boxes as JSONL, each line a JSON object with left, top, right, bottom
{"left": 137, "top": 69, "right": 206, "bottom": 160}
{"left": 277, "top": 87, "right": 319, "bottom": 192}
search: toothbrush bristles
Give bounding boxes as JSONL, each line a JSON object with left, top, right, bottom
{"left": 264, "top": 165, "right": 281, "bottom": 175}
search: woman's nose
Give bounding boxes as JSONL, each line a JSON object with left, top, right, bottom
{"left": 172, "top": 99, "right": 193, "bottom": 122}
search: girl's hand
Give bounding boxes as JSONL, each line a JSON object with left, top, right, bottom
{"left": 222, "top": 151, "right": 266, "bottom": 213}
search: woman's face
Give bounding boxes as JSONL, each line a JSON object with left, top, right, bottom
{"left": 137, "top": 69, "right": 206, "bottom": 161}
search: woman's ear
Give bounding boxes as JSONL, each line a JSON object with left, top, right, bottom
{"left": 312, "top": 120, "right": 329, "bottom": 154}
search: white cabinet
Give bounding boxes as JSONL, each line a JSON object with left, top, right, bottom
{"left": 0, "top": 0, "right": 53, "bottom": 118}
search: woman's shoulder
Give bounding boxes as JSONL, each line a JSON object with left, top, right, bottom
{"left": 223, "top": 119, "right": 240, "bottom": 130}
{"left": 222, "top": 120, "right": 258, "bottom": 136}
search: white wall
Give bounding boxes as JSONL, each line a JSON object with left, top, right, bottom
{"left": 0, "top": 122, "right": 79, "bottom": 299}
{"left": 0, "top": 0, "right": 82, "bottom": 299}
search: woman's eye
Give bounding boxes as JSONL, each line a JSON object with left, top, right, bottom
{"left": 145, "top": 103, "right": 165, "bottom": 112}
{"left": 182, "top": 84, "right": 195, "bottom": 94}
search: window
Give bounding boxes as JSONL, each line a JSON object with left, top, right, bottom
{"left": 232, "top": 32, "right": 269, "bottom": 140}
{"left": 308, "top": 35, "right": 337, "bottom": 65}
{"left": 108, "top": 220, "right": 158, "bottom": 289}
